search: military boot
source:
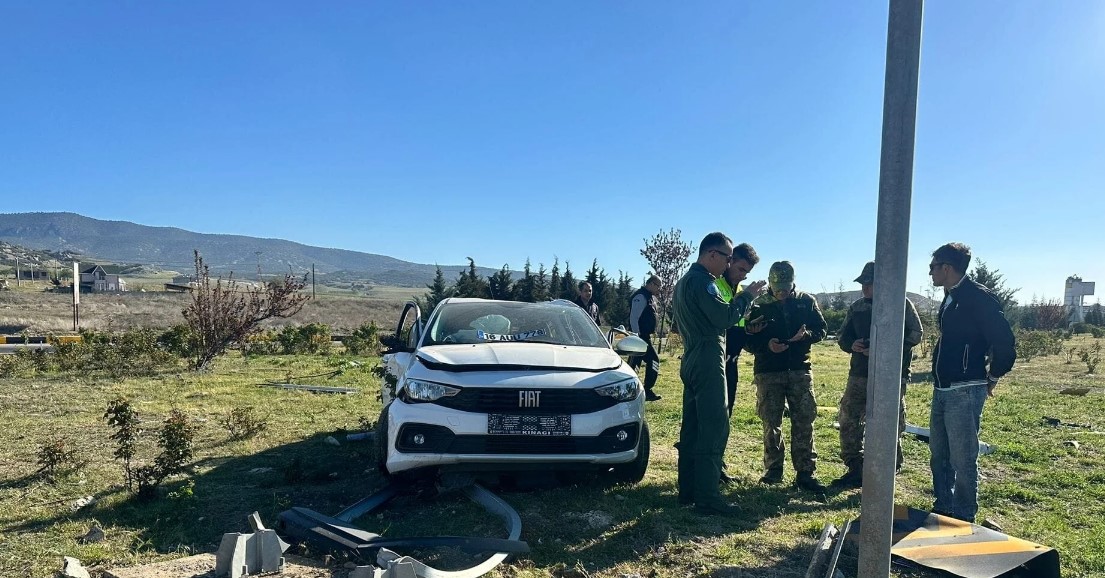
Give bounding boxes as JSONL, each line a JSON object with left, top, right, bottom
{"left": 831, "top": 466, "right": 863, "bottom": 489}
{"left": 795, "top": 471, "right": 827, "bottom": 494}
{"left": 758, "top": 467, "right": 783, "bottom": 485}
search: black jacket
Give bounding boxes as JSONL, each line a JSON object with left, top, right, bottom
{"left": 932, "top": 277, "right": 1016, "bottom": 388}
{"left": 629, "top": 286, "right": 658, "bottom": 338}
{"left": 573, "top": 297, "right": 601, "bottom": 325}
{"left": 744, "top": 289, "right": 827, "bottom": 374}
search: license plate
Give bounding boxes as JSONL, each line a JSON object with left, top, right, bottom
{"left": 487, "top": 414, "right": 571, "bottom": 436}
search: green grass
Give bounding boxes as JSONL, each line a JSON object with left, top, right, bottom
{"left": 2, "top": 336, "right": 1104, "bottom": 577}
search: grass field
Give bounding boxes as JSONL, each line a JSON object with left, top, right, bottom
{"left": 1, "top": 335, "right": 1104, "bottom": 577}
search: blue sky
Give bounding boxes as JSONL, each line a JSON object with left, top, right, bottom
{"left": 2, "top": 1, "right": 1102, "bottom": 302}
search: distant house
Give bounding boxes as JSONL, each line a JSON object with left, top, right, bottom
{"left": 79, "top": 265, "right": 127, "bottom": 293}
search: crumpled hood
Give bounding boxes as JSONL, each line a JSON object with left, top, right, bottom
{"left": 416, "top": 343, "right": 621, "bottom": 371}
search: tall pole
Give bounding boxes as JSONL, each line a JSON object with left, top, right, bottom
{"left": 73, "top": 262, "right": 80, "bottom": 331}
{"left": 312, "top": 264, "right": 316, "bottom": 299}
{"left": 859, "top": 0, "right": 924, "bottom": 576}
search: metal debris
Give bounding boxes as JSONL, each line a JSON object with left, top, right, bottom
{"left": 214, "top": 512, "right": 290, "bottom": 578}
{"left": 61, "top": 557, "right": 91, "bottom": 578}
{"left": 904, "top": 423, "right": 993, "bottom": 455}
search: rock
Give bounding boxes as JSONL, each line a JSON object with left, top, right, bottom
{"left": 1065, "top": 440, "right": 1081, "bottom": 449}
{"left": 78, "top": 525, "right": 105, "bottom": 544}
{"left": 583, "top": 510, "right": 613, "bottom": 530}
{"left": 71, "top": 495, "right": 96, "bottom": 511}
{"left": 981, "top": 518, "right": 1004, "bottom": 532}
{"left": 325, "top": 436, "right": 340, "bottom": 446}
{"left": 61, "top": 556, "right": 91, "bottom": 578}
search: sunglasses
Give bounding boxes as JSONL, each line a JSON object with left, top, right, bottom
{"left": 928, "top": 262, "right": 948, "bottom": 272}
{"left": 709, "top": 249, "right": 733, "bottom": 262}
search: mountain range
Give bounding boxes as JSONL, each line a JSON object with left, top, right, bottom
{"left": 0, "top": 212, "right": 497, "bottom": 286}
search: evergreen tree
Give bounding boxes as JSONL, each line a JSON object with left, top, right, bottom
{"left": 1086, "top": 303, "right": 1105, "bottom": 326}
{"left": 515, "top": 259, "right": 536, "bottom": 302}
{"left": 560, "top": 261, "right": 577, "bottom": 301}
{"left": 455, "top": 257, "right": 489, "bottom": 298}
{"left": 534, "top": 263, "right": 549, "bottom": 302}
{"left": 603, "top": 271, "right": 636, "bottom": 329}
{"left": 970, "top": 260, "right": 1018, "bottom": 312}
{"left": 489, "top": 265, "right": 514, "bottom": 301}
{"left": 415, "top": 265, "right": 453, "bottom": 316}
{"left": 549, "top": 258, "right": 562, "bottom": 301}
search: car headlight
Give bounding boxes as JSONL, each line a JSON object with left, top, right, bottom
{"left": 401, "top": 379, "right": 461, "bottom": 402}
{"left": 595, "top": 378, "right": 641, "bottom": 402}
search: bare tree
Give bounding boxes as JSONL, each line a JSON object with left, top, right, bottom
{"left": 182, "top": 250, "right": 310, "bottom": 370}
{"left": 640, "top": 228, "right": 694, "bottom": 350}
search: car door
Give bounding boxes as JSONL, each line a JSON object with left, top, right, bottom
{"left": 381, "top": 301, "right": 423, "bottom": 405}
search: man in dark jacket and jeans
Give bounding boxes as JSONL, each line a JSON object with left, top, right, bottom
{"left": 744, "top": 261, "right": 828, "bottom": 493}
{"left": 630, "top": 275, "right": 663, "bottom": 401}
{"left": 928, "top": 243, "right": 1016, "bottom": 523}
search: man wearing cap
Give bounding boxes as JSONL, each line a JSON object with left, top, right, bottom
{"left": 672, "top": 232, "right": 766, "bottom": 515}
{"left": 744, "top": 261, "right": 828, "bottom": 493}
{"left": 629, "top": 275, "right": 663, "bottom": 402}
{"left": 832, "top": 261, "right": 924, "bottom": 489}
{"left": 928, "top": 243, "right": 1016, "bottom": 523}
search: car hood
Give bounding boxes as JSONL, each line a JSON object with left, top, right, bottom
{"left": 416, "top": 343, "right": 621, "bottom": 372}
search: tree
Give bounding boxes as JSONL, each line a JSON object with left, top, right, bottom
{"left": 533, "top": 263, "right": 549, "bottom": 302}
{"left": 970, "top": 260, "right": 1018, "bottom": 312}
{"left": 1085, "top": 303, "right": 1104, "bottom": 326}
{"left": 603, "top": 271, "right": 636, "bottom": 329}
{"left": 641, "top": 228, "right": 694, "bottom": 342}
{"left": 514, "top": 259, "right": 536, "bottom": 302}
{"left": 415, "top": 265, "right": 453, "bottom": 316}
{"left": 549, "top": 258, "right": 562, "bottom": 300}
{"left": 560, "top": 261, "right": 577, "bottom": 301}
{"left": 488, "top": 265, "right": 514, "bottom": 300}
{"left": 182, "top": 250, "right": 310, "bottom": 371}
{"left": 454, "top": 258, "right": 489, "bottom": 298}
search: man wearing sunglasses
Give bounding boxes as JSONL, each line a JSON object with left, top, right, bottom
{"left": 927, "top": 242, "right": 1016, "bottom": 523}
{"left": 672, "top": 232, "right": 766, "bottom": 516}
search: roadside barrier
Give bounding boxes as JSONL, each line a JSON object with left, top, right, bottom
{"left": 0, "top": 335, "right": 82, "bottom": 345}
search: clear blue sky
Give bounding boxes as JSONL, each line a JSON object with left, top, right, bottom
{"left": 3, "top": 2, "right": 1102, "bottom": 302}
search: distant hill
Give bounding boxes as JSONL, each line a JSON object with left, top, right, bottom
{"left": 0, "top": 212, "right": 500, "bottom": 287}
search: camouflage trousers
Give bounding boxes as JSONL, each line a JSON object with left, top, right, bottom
{"left": 838, "top": 375, "right": 907, "bottom": 471}
{"left": 754, "top": 370, "right": 818, "bottom": 474}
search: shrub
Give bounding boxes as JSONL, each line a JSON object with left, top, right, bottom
{"left": 104, "top": 399, "right": 198, "bottom": 499}
{"left": 1015, "top": 329, "right": 1064, "bottom": 362}
{"left": 275, "top": 323, "right": 332, "bottom": 355}
{"left": 343, "top": 321, "right": 380, "bottom": 355}
{"left": 223, "top": 406, "right": 268, "bottom": 440}
{"left": 35, "top": 438, "right": 85, "bottom": 482}
{"left": 1080, "top": 342, "right": 1102, "bottom": 375}
{"left": 158, "top": 324, "right": 199, "bottom": 358}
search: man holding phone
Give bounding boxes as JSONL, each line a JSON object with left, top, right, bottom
{"left": 832, "top": 261, "right": 924, "bottom": 489}
{"left": 744, "top": 261, "right": 828, "bottom": 493}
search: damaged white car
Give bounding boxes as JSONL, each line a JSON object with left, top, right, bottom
{"left": 376, "top": 298, "right": 650, "bottom": 483}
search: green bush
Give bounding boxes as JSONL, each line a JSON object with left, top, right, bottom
{"left": 275, "top": 323, "right": 332, "bottom": 355}
{"left": 1015, "top": 329, "right": 1065, "bottom": 362}
{"left": 343, "top": 321, "right": 380, "bottom": 355}
{"left": 1071, "top": 322, "right": 1097, "bottom": 335}
{"left": 157, "top": 324, "right": 199, "bottom": 358}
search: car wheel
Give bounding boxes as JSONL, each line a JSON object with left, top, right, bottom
{"left": 610, "top": 422, "right": 650, "bottom": 484}
{"left": 375, "top": 403, "right": 391, "bottom": 477}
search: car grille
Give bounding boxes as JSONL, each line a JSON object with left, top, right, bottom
{"left": 396, "top": 423, "right": 640, "bottom": 455}
{"left": 432, "top": 387, "right": 621, "bottom": 413}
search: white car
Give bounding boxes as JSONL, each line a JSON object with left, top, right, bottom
{"left": 376, "top": 298, "right": 650, "bottom": 483}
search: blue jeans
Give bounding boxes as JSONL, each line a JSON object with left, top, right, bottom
{"left": 929, "top": 385, "right": 988, "bottom": 522}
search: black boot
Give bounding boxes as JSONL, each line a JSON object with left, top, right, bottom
{"left": 759, "top": 467, "right": 783, "bottom": 485}
{"left": 795, "top": 471, "right": 827, "bottom": 494}
{"left": 831, "top": 467, "right": 863, "bottom": 489}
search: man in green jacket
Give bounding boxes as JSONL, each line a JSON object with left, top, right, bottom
{"left": 833, "top": 260, "right": 923, "bottom": 488}
{"left": 672, "top": 232, "right": 765, "bottom": 515}
{"left": 744, "top": 261, "right": 828, "bottom": 493}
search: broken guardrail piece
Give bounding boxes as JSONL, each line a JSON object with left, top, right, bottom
{"left": 279, "top": 483, "right": 527, "bottom": 578}
{"left": 214, "top": 512, "right": 290, "bottom": 578}
{"left": 904, "top": 423, "right": 994, "bottom": 455}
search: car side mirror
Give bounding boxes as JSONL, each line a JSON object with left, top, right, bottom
{"left": 380, "top": 334, "right": 408, "bottom": 353}
{"left": 614, "top": 335, "right": 649, "bottom": 356}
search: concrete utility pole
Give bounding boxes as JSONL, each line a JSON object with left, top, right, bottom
{"left": 73, "top": 262, "right": 80, "bottom": 331}
{"left": 859, "top": 0, "right": 924, "bottom": 576}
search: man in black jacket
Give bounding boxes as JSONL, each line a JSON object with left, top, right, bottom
{"left": 630, "top": 275, "right": 663, "bottom": 401}
{"left": 573, "top": 281, "right": 601, "bottom": 325}
{"left": 744, "top": 261, "right": 828, "bottom": 493}
{"left": 928, "top": 243, "right": 1016, "bottom": 523}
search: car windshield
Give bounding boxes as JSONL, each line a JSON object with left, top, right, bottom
{"left": 422, "top": 300, "right": 609, "bottom": 348}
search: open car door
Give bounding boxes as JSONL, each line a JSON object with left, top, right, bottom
{"left": 380, "top": 301, "right": 423, "bottom": 405}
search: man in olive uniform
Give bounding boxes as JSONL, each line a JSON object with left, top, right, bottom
{"left": 833, "top": 261, "right": 923, "bottom": 488}
{"left": 744, "top": 261, "right": 828, "bottom": 493}
{"left": 672, "top": 232, "right": 765, "bottom": 515}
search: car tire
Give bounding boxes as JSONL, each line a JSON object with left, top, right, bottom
{"left": 610, "top": 422, "right": 650, "bottom": 484}
{"left": 375, "top": 403, "right": 391, "bottom": 477}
